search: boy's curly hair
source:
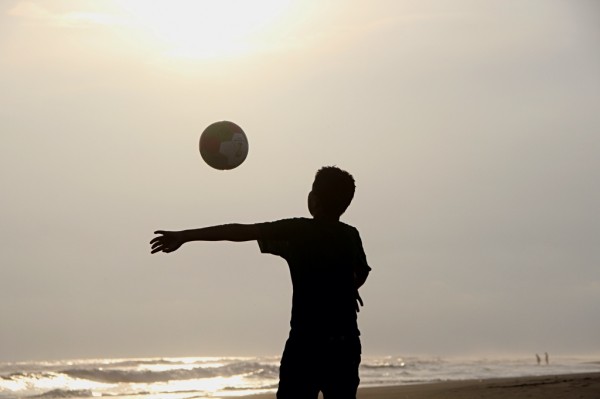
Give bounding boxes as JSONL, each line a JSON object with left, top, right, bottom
{"left": 312, "top": 166, "right": 356, "bottom": 217}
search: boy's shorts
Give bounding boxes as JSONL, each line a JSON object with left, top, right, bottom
{"left": 276, "top": 333, "right": 361, "bottom": 399}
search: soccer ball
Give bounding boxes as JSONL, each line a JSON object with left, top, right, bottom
{"left": 199, "top": 121, "right": 249, "bottom": 170}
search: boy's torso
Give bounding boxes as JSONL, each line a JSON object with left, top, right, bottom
{"left": 257, "top": 218, "right": 369, "bottom": 337}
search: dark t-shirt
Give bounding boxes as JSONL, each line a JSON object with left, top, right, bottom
{"left": 256, "top": 218, "right": 371, "bottom": 337}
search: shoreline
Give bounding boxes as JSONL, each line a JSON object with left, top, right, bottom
{"left": 243, "top": 372, "right": 600, "bottom": 399}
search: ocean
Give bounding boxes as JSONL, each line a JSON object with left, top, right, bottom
{"left": 1, "top": 355, "right": 599, "bottom": 398}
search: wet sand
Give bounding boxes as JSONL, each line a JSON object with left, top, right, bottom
{"left": 244, "top": 372, "right": 600, "bottom": 399}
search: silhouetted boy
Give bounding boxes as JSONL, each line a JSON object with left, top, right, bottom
{"left": 150, "top": 166, "right": 371, "bottom": 399}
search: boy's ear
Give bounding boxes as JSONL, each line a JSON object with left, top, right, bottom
{"left": 308, "top": 191, "right": 319, "bottom": 215}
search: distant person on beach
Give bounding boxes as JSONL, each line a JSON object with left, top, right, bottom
{"left": 545, "top": 352, "right": 549, "bottom": 365}
{"left": 150, "top": 166, "right": 371, "bottom": 399}
{"left": 536, "top": 354, "right": 541, "bottom": 365}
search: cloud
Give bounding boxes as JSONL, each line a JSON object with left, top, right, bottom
{"left": 7, "top": 1, "right": 49, "bottom": 19}
{"left": 8, "top": 1, "right": 126, "bottom": 28}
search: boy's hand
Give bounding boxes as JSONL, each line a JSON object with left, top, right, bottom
{"left": 355, "top": 291, "right": 364, "bottom": 313}
{"left": 150, "top": 230, "right": 184, "bottom": 254}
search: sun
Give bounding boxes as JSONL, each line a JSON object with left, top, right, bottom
{"left": 114, "top": 0, "right": 296, "bottom": 59}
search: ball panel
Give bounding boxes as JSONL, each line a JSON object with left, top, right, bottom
{"left": 200, "top": 135, "right": 221, "bottom": 154}
{"left": 199, "top": 121, "right": 248, "bottom": 170}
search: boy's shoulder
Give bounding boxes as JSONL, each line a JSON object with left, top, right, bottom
{"left": 257, "top": 217, "right": 360, "bottom": 238}
{"left": 258, "top": 217, "right": 366, "bottom": 258}
{"left": 268, "top": 217, "right": 358, "bottom": 231}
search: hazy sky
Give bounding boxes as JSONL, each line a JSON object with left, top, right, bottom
{"left": 1, "top": 0, "right": 599, "bottom": 362}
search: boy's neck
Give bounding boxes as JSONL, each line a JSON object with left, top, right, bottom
{"left": 312, "top": 214, "right": 340, "bottom": 222}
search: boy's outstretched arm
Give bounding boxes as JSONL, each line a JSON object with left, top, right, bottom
{"left": 150, "top": 224, "right": 260, "bottom": 254}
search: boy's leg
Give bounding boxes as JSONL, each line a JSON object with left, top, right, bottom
{"left": 276, "top": 336, "right": 320, "bottom": 399}
{"left": 320, "top": 335, "right": 361, "bottom": 399}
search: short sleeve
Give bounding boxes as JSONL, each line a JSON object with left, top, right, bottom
{"left": 257, "top": 237, "right": 290, "bottom": 257}
{"left": 255, "top": 219, "right": 300, "bottom": 258}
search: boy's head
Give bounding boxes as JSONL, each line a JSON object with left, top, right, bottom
{"left": 309, "top": 166, "right": 356, "bottom": 219}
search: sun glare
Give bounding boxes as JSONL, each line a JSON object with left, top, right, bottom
{"left": 114, "top": 0, "right": 296, "bottom": 59}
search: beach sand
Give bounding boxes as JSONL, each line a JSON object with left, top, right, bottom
{"left": 244, "top": 372, "right": 600, "bottom": 399}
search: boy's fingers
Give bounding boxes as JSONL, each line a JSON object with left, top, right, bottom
{"left": 150, "top": 231, "right": 175, "bottom": 254}
{"left": 150, "top": 238, "right": 168, "bottom": 246}
{"left": 356, "top": 293, "right": 364, "bottom": 306}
